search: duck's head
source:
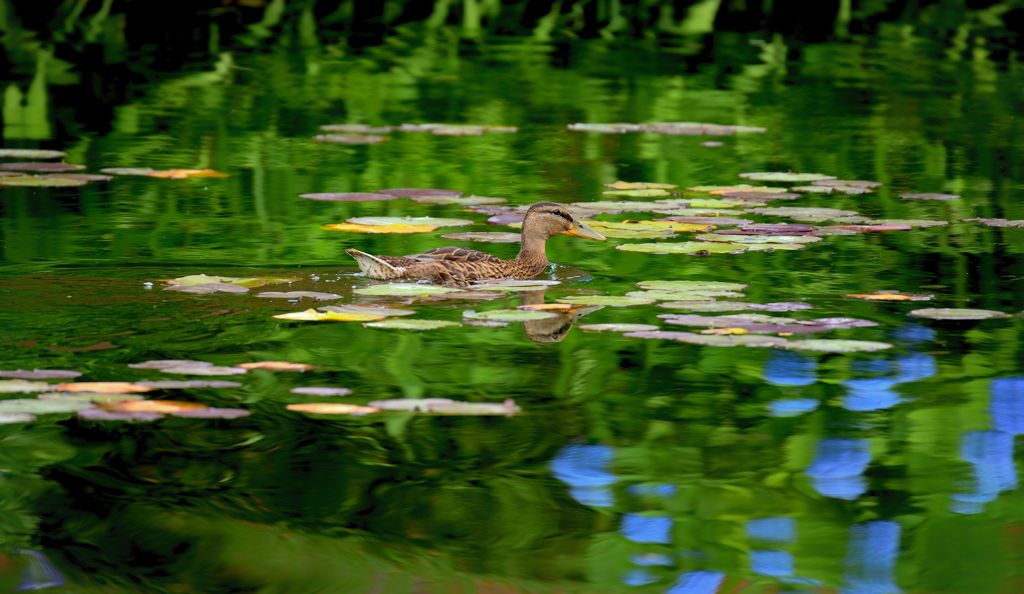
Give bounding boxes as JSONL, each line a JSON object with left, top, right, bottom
{"left": 523, "top": 202, "right": 606, "bottom": 241}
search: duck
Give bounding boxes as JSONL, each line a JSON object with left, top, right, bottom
{"left": 346, "top": 201, "right": 606, "bottom": 284}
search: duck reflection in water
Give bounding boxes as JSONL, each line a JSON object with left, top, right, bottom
{"left": 519, "top": 288, "right": 602, "bottom": 344}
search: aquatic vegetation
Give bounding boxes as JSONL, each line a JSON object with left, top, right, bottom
{"left": 273, "top": 309, "right": 384, "bottom": 322}
{"left": 322, "top": 222, "right": 439, "bottom": 234}
{"left": 54, "top": 382, "right": 154, "bottom": 394}
{"left": 0, "top": 369, "right": 81, "bottom": 379}
{"left": 363, "top": 319, "right": 461, "bottom": 330}
{"left": 298, "top": 192, "right": 397, "bottom": 202}
{"left": 286, "top": 403, "right": 379, "bottom": 415}
{"left": 463, "top": 309, "right": 557, "bottom": 322}
{"left": 738, "top": 172, "right": 835, "bottom": 182}
{"left": 256, "top": 291, "right": 342, "bottom": 301}
{"left": 908, "top": 308, "right": 1011, "bottom": 320}
{"left": 846, "top": 291, "right": 934, "bottom": 301}
{"left": 290, "top": 387, "right": 352, "bottom": 397}
{"left": 237, "top": 362, "right": 315, "bottom": 372}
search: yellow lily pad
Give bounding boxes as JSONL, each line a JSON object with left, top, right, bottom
{"left": 274, "top": 308, "right": 384, "bottom": 322}
{"left": 55, "top": 382, "right": 155, "bottom": 394}
{"left": 286, "top": 403, "right": 379, "bottom": 415}
{"left": 322, "top": 223, "right": 438, "bottom": 234}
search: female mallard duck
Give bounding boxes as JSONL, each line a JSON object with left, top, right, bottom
{"left": 346, "top": 202, "right": 606, "bottom": 284}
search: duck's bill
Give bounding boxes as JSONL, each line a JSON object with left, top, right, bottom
{"left": 565, "top": 222, "right": 606, "bottom": 241}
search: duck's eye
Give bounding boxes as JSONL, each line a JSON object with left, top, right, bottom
{"left": 552, "top": 209, "right": 562, "bottom": 216}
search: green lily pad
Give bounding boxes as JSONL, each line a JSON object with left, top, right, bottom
{"left": 602, "top": 188, "right": 672, "bottom": 197}
{"left": 556, "top": 295, "right": 656, "bottom": 307}
{"left": 623, "top": 330, "right": 790, "bottom": 348}
{"left": 578, "top": 323, "right": 661, "bottom": 333}
{"left": 469, "top": 279, "right": 560, "bottom": 292}
{"left": 347, "top": 216, "right": 475, "bottom": 228}
{"left": 569, "top": 201, "right": 668, "bottom": 212}
{"left": 0, "top": 413, "right": 35, "bottom": 424}
{"left": 363, "top": 319, "right": 461, "bottom": 330}
{"left": 38, "top": 392, "right": 146, "bottom": 403}
{"left": 166, "top": 274, "right": 298, "bottom": 288}
{"left": 750, "top": 207, "right": 861, "bottom": 221}
{"left": 0, "top": 175, "right": 88, "bottom": 187}
{"left": 0, "top": 148, "right": 67, "bottom": 159}
{"left": 783, "top": 339, "right": 893, "bottom": 353}
{"left": 0, "top": 380, "right": 52, "bottom": 393}
{"left": 353, "top": 283, "right": 461, "bottom": 297}
{"left": 319, "top": 304, "right": 417, "bottom": 317}
{"left": 415, "top": 195, "right": 507, "bottom": 206}
{"left": 908, "top": 308, "right": 1010, "bottom": 320}
{"left": 869, "top": 219, "right": 949, "bottom": 228}
{"left": 0, "top": 398, "right": 93, "bottom": 414}
{"left": 739, "top": 172, "right": 836, "bottom": 182}
{"left": 616, "top": 242, "right": 746, "bottom": 254}
{"left": 463, "top": 309, "right": 557, "bottom": 322}
{"left": 683, "top": 199, "right": 752, "bottom": 209}
{"left": 626, "top": 289, "right": 745, "bottom": 301}
{"left": 637, "top": 280, "right": 748, "bottom": 292}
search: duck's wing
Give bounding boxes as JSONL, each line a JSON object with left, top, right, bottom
{"left": 415, "top": 246, "right": 506, "bottom": 264}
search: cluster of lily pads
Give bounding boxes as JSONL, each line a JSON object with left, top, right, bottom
{"left": 0, "top": 359, "right": 520, "bottom": 424}
{"left": 567, "top": 121, "right": 767, "bottom": 136}
{"left": 0, "top": 147, "right": 229, "bottom": 188}
{"left": 313, "top": 123, "right": 518, "bottom": 145}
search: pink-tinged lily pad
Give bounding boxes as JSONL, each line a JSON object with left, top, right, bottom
{"left": 256, "top": 291, "right": 341, "bottom": 301}
{"left": 237, "top": 361, "right": 314, "bottom": 372}
{"left": 0, "top": 175, "right": 89, "bottom": 187}
{"left": 170, "top": 407, "right": 251, "bottom": 419}
{"left": 870, "top": 219, "right": 948, "bottom": 228}
{"left": 78, "top": 409, "right": 164, "bottom": 422}
{"left": 659, "top": 313, "right": 875, "bottom": 334}
{"left": 129, "top": 360, "right": 214, "bottom": 370}
{"left": 908, "top": 308, "right": 1010, "bottom": 320}
{"left": 0, "top": 369, "right": 81, "bottom": 380}
{"left": 962, "top": 218, "right": 1024, "bottom": 228}
{"left": 291, "top": 387, "right": 353, "bottom": 397}
{"left": 298, "top": 192, "right": 397, "bottom": 202}
{"left": 319, "top": 124, "right": 394, "bottom": 133}
{"left": 739, "top": 172, "right": 835, "bottom": 182}
{"left": 318, "top": 304, "right": 417, "bottom": 317}
{"left": 783, "top": 339, "right": 893, "bottom": 353}
{"left": 616, "top": 242, "right": 746, "bottom": 255}
{"left": 715, "top": 191, "right": 801, "bottom": 202}
{"left": 900, "top": 192, "right": 959, "bottom": 201}
{"left": 440, "top": 231, "right": 520, "bottom": 243}
{"left": 624, "top": 330, "right": 790, "bottom": 348}
{"left": 376, "top": 188, "right": 462, "bottom": 198}
{"left": 414, "top": 195, "right": 507, "bottom": 206}
{"left": 0, "top": 162, "right": 85, "bottom": 172}
{"left": 659, "top": 301, "right": 811, "bottom": 313}
{"left": 99, "top": 167, "right": 157, "bottom": 176}
{"left": 0, "top": 171, "right": 25, "bottom": 178}
{"left": 578, "top": 323, "right": 660, "bottom": 333}
{"left": 605, "top": 181, "right": 678, "bottom": 191}
{"left": 722, "top": 223, "right": 817, "bottom": 236}
{"left": 313, "top": 134, "right": 388, "bottom": 144}
{"left": 0, "top": 148, "right": 67, "bottom": 159}
{"left": 826, "top": 224, "right": 913, "bottom": 232}
{"left": 137, "top": 380, "right": 242, "bottom": 389}
{"left": 487, "top": 213, "right": 526, "bottom": 226}
{"left": 165, "top": 282, "right": 250, "bottom": 294}
{"left": 42, "top": 173, "right": 113, "bottom": 182}
{"left": 749, "top": 207, "right": 861, "bottom": 221}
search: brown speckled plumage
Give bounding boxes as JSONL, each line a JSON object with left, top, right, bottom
{"left": 346, "top": 202, "right": 606, "bottom": 284}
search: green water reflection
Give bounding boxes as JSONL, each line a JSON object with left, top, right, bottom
{"left": 2, "top": 27, "right": 1024, "bottom": 594}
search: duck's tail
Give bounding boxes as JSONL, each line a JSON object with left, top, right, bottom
{"left": 345, "top": 248, "right": 403, "bottom": 279}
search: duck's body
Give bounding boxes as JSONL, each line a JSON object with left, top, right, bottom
{"left": 346, "top": 202, "right": 605, "bottom": 285}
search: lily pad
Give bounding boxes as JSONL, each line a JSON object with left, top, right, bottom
{"left": 463, "top": 309, "right": 557, "bottom": 322}
{"left": 605, "top": 181, "right": 678, "bottom": 190}
{"left": 0, "top": 380, "right": 52, "bottom": 393}
{"left": 845, "top": 291, "right": 933, "bottom": 302}
{"left": 0, "top": 413, "right": 36, "bottom": 424}
{"left": 299, "top": 192, "right": 396, "bottom": 202}
{"left": 165, "top": 282, "right": 250, "bottom": 294}
{"left": 347, "top": 216, "right": 475, "bottom": 228}
{"left": 129, "top": 360, "right": 213, "bottom": 370}
{"left": 556, "top": 295, "right": 655, "bottom": 307}
{"left": 256, "top": 291, "right": 342, "bottom": 301}
{"left": 40, "top": 173, "right": 113, "bottom": 182}
{"left": 627, "top": 289, "right": 745, "bottom": 301}
{"left": 55, "top": 382, "right": 154, "bottom": 394}
{"left": 158, "top": 364, "right": 248, "bottom": 376}
{"left": 102, "top": 400, "right": 207, "bottom": 413}
{"left": 274, "top": 308, "right": 384, "bottom": 322}
{"left": 146, "top": 169, "right": 230, "bottom": 179}
{"left": 823, "top": 224, "right": 913, "bottom": 232}
{"left": 870, "top": 219, "right": 948, "bottom": 228}
{"left": 749, "top": 207, "right": 861, "bottom": 221}
{"left": 77, "top": 409, "right": 163, "bottom": 422}
{"left": 623, "top": 330, "right": 790, "bottom": 348}
{"left": 0, "top": 399, "right": 93, "bottom": 414}
{"left": 318, "top": 304, "right": 417, "bottom": 317}
{"left": 354, "top": 283, "right": 460, "bottom": 297}
{"left": 291, "top": 387, "right": 353, "bottom": 397}
{"left": 0, "top": 162, "right": 85, "bottom": 172}
{"left": 313, "top": 134, "right": 388, "bottom": 144}
{"left": 616, "top": 242, "right": 745, "bottom": 254}
{"left": 166, "top": 274, "right": 298, "bottom": 288}
{"left": 739, "top": 172, "right": 836, "bottom": 182}
{"left": 578, "top": 323, "right": 661, "bottom": 333}
{"left": 376, "top": 188, "right": 462, "bottom": 198}
{"left": 323, "top": 223, "right": 437, "bottom": 234}
{"left": 638, "top": 280, "right": 747, "bottom": 292}
{"left": 137, "top": 380, "right": 242, "bottom": 389}
{"left": 440, "top": 231, "right": 520, "bottom": 243}
{"left": 661, "top": 216, "right": 754, "bottom": 226}
{"left": 415, "top": 399, "right": 521, "bottom": 415}
{"left": 0, "top": 148, "right": 67, "bottom": 159}
{"left": 696, "top": 234, "right": 821, "bottom": 244}
{"left": 237, "top": 361, "right": 315, "bottom": 372}
{"left": 783, "top": 339, "right": 893, "bottom": 353}
{"left": 900, "top": 193, "right": 959, "bottom": 201}
{"left": 99, "top": 167, "right": 157, "bottom": 176}
{"left": 38, "top": 392, "right": 146, "bottom": 403}
{"left": 363, "top": 319, "right": 461, "bottom": 330}
{"left": 367, "top": 398, "right": 457, "bottom": 411}
{"left": 0, "top": 369, "right": 81, "bottom": 380}
{"left": 721, "top": 224, "right": 817, "bottom": 235}
{"left": 286, "top": 403, "right": 379, "bottom": 415}
{"left": 319, "top": 124, "right": 393, "bottom": 133}
{"left": 170, "top": 407, "right": 251, "bottom": 419}
{"left": 414, "top": 195, "right": 507, "bottom": 206}
{"left": 659, "top": 301, "right": 812, "bottom": 313}
{"left": 813, "top": 179, "right": 882, "bottom": 189}
{"left": 908, "top": 308, "right": 1010, "bottom": 320}
{"left": 962, "top": 218, "right": 1024, "bottom": 228}
{"left": 603, "top": 188, "right": 672, "bottom": 198}
{"left": 468, "top": 279, "right": 560, "bottom": 292}
{"left": 0, "top": 175, "right": 89, "bottom": 188}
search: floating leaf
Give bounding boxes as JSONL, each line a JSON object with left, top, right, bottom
{"left": 363, "top": 319, "right": 460, "bottom": 330}
{"left": 367, "top": 398, "right": 457, "bottom": 411}
{"left": 463, "top": 309, "right": 557, "bottom": 322}
{"left": 102, "top": 400, "right": 207, "bottom": 413}
{"left": 146, "top": 169, "right": 230, "bottom": 179}
{"left": 750, "top": 207, "right": 860, "bottom": 221}
{"left": 628, "top": 289, "right": 745, "bottom": 301}
{"left": 739, "top": 172, "right": 836, "bottom": 182}
{"left": 376, "top": 188, "right": 462, "bottom": 198}
{"left": 165, "top": 282, "right": 249, "bottom": 294}
{"left": 715, "top": 191, "right": 801, "bottom": 202}
{"left": 578, "top": 323, "right": 661, "bottom": 333}
{"left": 170, "top": 407, "right": 251, "bottom": 419}
{"left": 518, "top": 303, "right": 574, "bottom": 311}
{"left": 158, "top": 364, "right": 247, "bottom": 376}
{"left": 696, "top": 234, "right": 821, "bottom": 244}
{"left": 291, "top": 387, "right": 353, "bottom": 397}
{"left": 77, "top": 409, "right": 163, "bottom": 422}
{"left": 556, "top": 295, "right": 655, "bottom": 307}
{"left": 286, "top": 403, "right": 379, "bottom": 415}
{"left": 322, "top": 222, "right": 437, "bottom": 234}
{"left": 353, "top": 283, "right": 460, "bottom": 297}
{"left": 570, "top": 201, "right": 668, "bottom": 212}
{"left": 638, "top": 280, "right": 747, "bottom": 293}
{"left": 414, "top": 195, "right": 507, "bottom": 206}
{"left": 0, "top": 162, "right": 85, "bottom": 172}
{"left": 0, "top": 399, "right": 93, "bottom": 414}
{"left": 238, "top": 361, "right": 315, "bottom": 372}
{"left": 0, "top": 148, "right": 66, "bottom": 159}
{"left": 908, "top": 308, "right": 1010, "bottom": 320}
{"left": 100, "top": 167, "right": 157, "bottom": 176}
{"left": 318, "top": 304, "right": 417, "bottom": 317}
{"left": 440, "top": 231, "right": 520, "bottom": 243}
{"left": 701, "top": 327, "right": 749, "bottom": 335}
{"left": 623, "top": 330, "right": 789, "bottom": 348}
{"left": 900, "top": 193, "right": 959, "bottom": 201}
{"left": 870, "top": 219, "right": 948, "bottom": 228}
{"left": 313, "top": 134, "right": 388, "bottom": 144}
{"left": 721, "top": 224, "right": 818, "bottom": 236}
{"left": 0, "top": 380, "right": 52, "bottom": 393}
{"left": 256, "top": 291, "right": 341, "bottom": 301}
{"left": 40, "top": 173, "right": 112, "bottom": 182}
{"left": 129, "top": 360, "right": 213, "bottom": 370}
{"left": 166, "top": 274, "right": 298, "bottom": 288}
{"left": 54, "top": 382, "right": 154, "bottom": 394}
{"left": 0, "top": 413, "right": 35, "bottom": 424}
{"left": 38, "top": 392, "right": 145, "bottom": 403}
{"left": 661, "top": 216, "right": 753, "bottom": 226}
{"left": 660, "top": 301, "right": 811, "bottom": 313}
{"left": 299, "top": 192, "right": 396, "bottom": 202}
{"left": 813, "top": 179, "right": 882, "bottom": 189}
{"left": 846, "top": 291, "right": 933, "bottom": 302}
{"left": 783, "top": 340, "right": 893, "bottom": 353}
{"left": 689, "top": 184, "right": 789, "bottom": 194}
{"left": 347, "top": 216, "right": 475, "bottom": 228}
{"left": 469, "top": 279, "right": 560, "bottom": 292}
{"left": 587, "top": 220, "right": 709, "bottom": 233}
{"left": 137, "top": 380, "right": 242, "bottom": 389}
{"left": 0, "top": 369, "right": 81, "bottom": 380}
{"left": 603, "top": 188, "right": 671, "bottom": 198}
{"left": 824, "top": 224, "right": 913, "bottom": 232}
{"left": 616, "top": 242, "right": 745, "bottom": 254}
{"left": 319, "top": 124, "right": 393, "bottom": 133}
{"left": 274, "top": 308, "right": 384, "bottom": 322}
{"left": 605, "top": 181, "right": 678, "bottom": 190}
{"left": 369, "top": 398, "right": 520, "bottom": 415}
{"left": 962, "top": 218, "right": 1024, "bottom": 228}
{"left": 0, "top": 175, "right": 88, "bottom": 187}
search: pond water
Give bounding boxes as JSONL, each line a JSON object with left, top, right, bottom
{"left": 2, "top": 28, "right": 1024, "bottom": 593}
